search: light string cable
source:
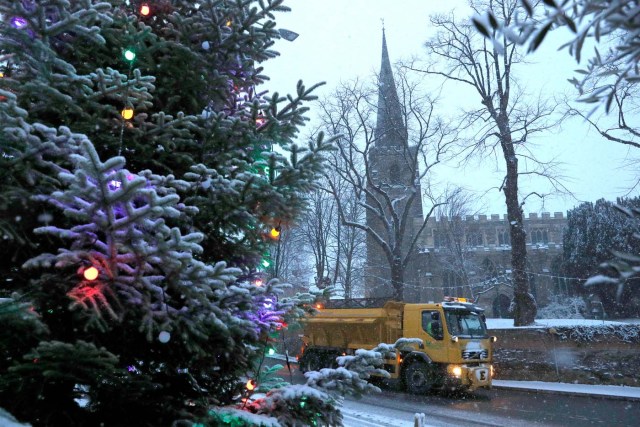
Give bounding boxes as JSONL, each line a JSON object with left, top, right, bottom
{"left": 363, "top": 269, "right": 590, "bottom": 293}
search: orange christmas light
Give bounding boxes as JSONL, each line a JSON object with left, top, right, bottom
{"left": 246, "top": 379, "right": 256, "bottom": 391}
{"left": 269, "top": 227, "right": 280, "bottom": 239}
{"left": 140, "top": 3, "right": 150, "bottom": 16}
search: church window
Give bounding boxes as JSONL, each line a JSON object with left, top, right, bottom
{"left": 389, "top": 163, "right": 400, "bottom": 184}
{"left": 466, "top": 231, "right": 483, "bottom": 246}
{"left": 443, "top": 270, "right": 463, "bottom": 297}
{"left": 497, "top": 229, "right": 510, "bottom": 246}
{"left": 531, "top": 229, "right": 548, "bottom": 244}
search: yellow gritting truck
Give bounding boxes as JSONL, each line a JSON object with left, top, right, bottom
{"left": 298, "top": 297, "right": 495, "bottom": 393}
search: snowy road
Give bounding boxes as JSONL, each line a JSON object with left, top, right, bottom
{"left": 267, "top": 356, "right": 639, "bottom": 426}
{"left": 339, "top": 386, "right": 639, "bottom": 426}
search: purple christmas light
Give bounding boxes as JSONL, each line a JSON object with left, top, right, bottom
{"left": 11, "top": 16, "right": 28, "bottom": 29}
{"left": 108, "top": 180, "right": 122, "bottom": 191}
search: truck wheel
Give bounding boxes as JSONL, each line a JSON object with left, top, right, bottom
{"left": 300, "top": 351, "right": 321, "bottom": 372}
{"left": 404, "top": 361, "right": 435, "bottom": 394}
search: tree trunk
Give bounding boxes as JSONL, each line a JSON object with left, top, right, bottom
{"left": 391, "top": 257, "right": 403, "bottom": 301}
{"left": 502, "top": 135, "right": 537, "bottom": 326}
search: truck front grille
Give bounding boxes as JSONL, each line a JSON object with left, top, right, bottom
{"left": 462, "top": 349, "right": 488, "bottom": 360}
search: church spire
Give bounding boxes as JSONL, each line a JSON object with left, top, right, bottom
{"left": 376, "top": 28, "right": 407, "bottom": 148}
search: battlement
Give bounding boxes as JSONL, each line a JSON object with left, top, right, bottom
{"left": 428, "top": 211, "right": 565, "bottom": 223}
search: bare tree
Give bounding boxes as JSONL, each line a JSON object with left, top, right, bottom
{"left": 432, "top": 187, "right": 482, "bottom": 297}
{"left": 420, "top": 0, "right": 566, "bottom": 324}
{"left": 297, "top": 188, "right": 335, "bottom": 289}
{"left": 294, "top": 167, "right": 367, "bottom": 300}
{"left": 324, "top": 158, "right": 367, "bottom": 299}
{"left": 266, "top": 223, "right": 312, "bottom": 293}
{"left": 318, "top": 64, "right": 458, "bottom": 301}
{"left": 475, "top": 0, "right": 640, "bottom": 302}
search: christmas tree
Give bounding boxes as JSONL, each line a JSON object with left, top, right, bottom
{"left": 0, "top": 1, "right": 387, "bottom": 426}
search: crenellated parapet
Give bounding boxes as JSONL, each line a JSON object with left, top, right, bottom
{"left": 420, "top": 212, "right": 567, "bottom": 250}
{"left": 426, "top": 212, "right": 564, "bottom": 224}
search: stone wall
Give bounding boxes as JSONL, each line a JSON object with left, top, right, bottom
{"left": 489, "top": 325, "right": 640, "bottom": 386}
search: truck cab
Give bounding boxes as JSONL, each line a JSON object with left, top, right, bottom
{"left": 400, "top": 298, "right": 494, "bottom": 392}
{"left": 298, "top": 297, "right": 494, "bottom": 393}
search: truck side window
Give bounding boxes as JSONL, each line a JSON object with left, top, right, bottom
{"left": 422, "top": 310, "right": 443, "bottom": 340}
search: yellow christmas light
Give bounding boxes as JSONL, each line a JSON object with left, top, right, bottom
{"left": 83, "top": 266, "right": 99, "bottom": 281}
{"left": 269, "top": 227, "right": 280, "bottom": 239}
{"left": 121, "top": 107, "right": 134, "bottom": 120}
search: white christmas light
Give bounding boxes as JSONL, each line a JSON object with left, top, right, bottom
{"left": 158, "top": 331, "right": 171, "bottom": 343}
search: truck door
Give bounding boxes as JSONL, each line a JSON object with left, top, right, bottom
{"left": 421, "top": 310, "right": 444, "bottom": 341}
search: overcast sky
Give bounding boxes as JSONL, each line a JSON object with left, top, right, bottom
{"left": 262, "top": 0, "right": 639, "bottom": 216}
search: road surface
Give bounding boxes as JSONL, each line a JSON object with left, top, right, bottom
{"left": 269, "top": 358, "right": 639, "bottom": 426}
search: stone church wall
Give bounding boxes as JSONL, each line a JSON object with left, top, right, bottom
{"left": 365, "top": 212, "right": 568, "bottom": 316}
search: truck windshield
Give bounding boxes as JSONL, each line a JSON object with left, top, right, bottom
{"left": 444, "top": 310, "right": 488, "bottom": 338}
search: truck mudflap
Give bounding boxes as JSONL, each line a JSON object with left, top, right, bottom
{"left": 464, "top": 364, "right": 492, "bottom": 391}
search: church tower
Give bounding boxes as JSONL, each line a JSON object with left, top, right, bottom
{"left": 365, "top": 29, "right": 424, "bottom": 301}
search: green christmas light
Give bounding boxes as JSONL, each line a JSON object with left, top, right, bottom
{"left": 123, "top": 48, "right": 136, "bottom": 62}
{"left": 261, "top": 259, "right": 271, "bottom": 268}
{"left": 267, "top": 347, "right": 275, "bottom": 356}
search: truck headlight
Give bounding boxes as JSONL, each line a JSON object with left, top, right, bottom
{"left": 449, "top": 365, "right": 462, "bottom": 377}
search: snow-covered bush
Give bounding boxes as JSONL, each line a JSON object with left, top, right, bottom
{"left": 557, "top": 324, "right": 640, "bottom": 343}
{"left": 537, "top": 296, "right": 586, "bottom": 320}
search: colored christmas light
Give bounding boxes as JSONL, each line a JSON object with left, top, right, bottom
{"left": 267, "top": 347, "right": 275, "bottom": 356}
{"left": 83, "top": 266, "right": 99, "bottom": 281}
{"left": 246, "top": 379, "right": 256, "bottom": 391}
{"left": 123, "top": 49, "right": 136, "bottom": 62}
{"left": 158, "top": 331, "right": 171, "bottom": 343}
{"left": 108, "top": 179, "right": 122, "bottom": 191}
{"left": 140, "top": 3, "right": 150, "bottom": 16}
{"left": 11, "top": 16, "right": 28, "bottom": 29}
{"left": 121, "top": 107, "right": 134, "bottom": 120}
{"left": 269, "top": 227, "right": 280, "bottom": 239}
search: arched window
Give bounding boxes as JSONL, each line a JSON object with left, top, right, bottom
{"left": 433, "top": 230, "right": 442, "bottom": 248}
{"left": 531, "top": 229, "right": 548, "bottom": 245}
{"left": 443, "top": 270, "right": 464, "bottom": 297}
{"left": 481, "top": 258, "right": 498, "bottom": 281}
{"left": 497, "top": 229, "right": 510, "bottom": 246}
{"left": 466, "top": 231, "right": 483, "bottom": 247}
{"left": 389, "top": 163, "right": 400, "bottom": 184}
{"left": 493, "top": 294, "right": 511, "bottom": 318}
